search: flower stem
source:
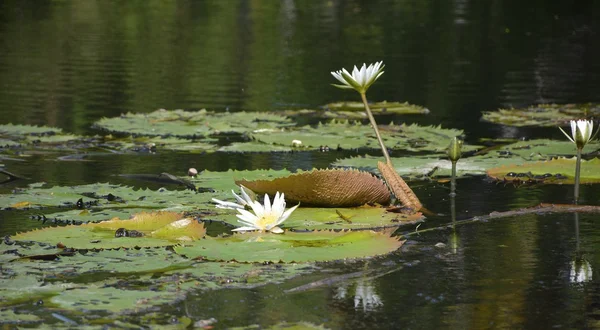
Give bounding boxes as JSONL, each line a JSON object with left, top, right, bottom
{"left": 574, "top": 148, "right": 582, "bottom": 204}
{"left": 450, "top": 160, "right": 457, "bottom": 197}
{"left": 360, "top": 92, "right": 391, "bottom": 164}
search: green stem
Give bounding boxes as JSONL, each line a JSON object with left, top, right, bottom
{"left": 360, "top": 92, "right": 391, "bottom": 164}
{"left": 575, "top": 148, "right": 582, "bottom": 204}
{"left": 450, "top": 160, "right": 457, "bottom": 197}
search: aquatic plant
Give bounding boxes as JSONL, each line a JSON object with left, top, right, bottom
{"left": 214, "top": 187, "right": 299, "bottom": 233}
{"left": 331, "top": 62, "right": 422, "bottom": 211}
{"left": 447, "top": 137, "right": 463, "bottom": 196}
{"left": 559, "top": 119, "right": 596, "bottom": 202}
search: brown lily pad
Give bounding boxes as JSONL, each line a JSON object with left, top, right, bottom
{"left": 236, "top": 169, "right": 391, "bottom": 207}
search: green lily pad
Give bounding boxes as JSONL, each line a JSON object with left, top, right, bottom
{"left": 278, "top": 101, "right": 429, "bottom": 120}
{"left": 211, "top": 205, "right": 422, "bottom": 231}
{"left": 481, "top": 103, "right": 600, "bottom": 127}
{"left": 332, "top": 154, "right": 532, "bottom": 179}
{"left": 492, "top": 139, "right": 600, "bottom": 159}
{"left": 0, "top": 309, "right": 41, "bottom": 324}
{"left": 0, "top": 182, "right": 211, "bottom": 211}
{"left": 50, "top": 286, "right": 182, "bottom": 314}
{"left": 12, "top": 212, "right": 206, "bottom": 249}
{"left": 486, "top": 157, "right": 600, "bottom": 184}
{"left": 110, "top": 136, "right": 218, "bottom": 153}
{"left": 174, "top": 230, "right": 404, "bottom": 263}
{"left": 218, "top": 142, "right": 294, "bottom": 152}
{"left": 94, "top": 109, "right": 294, "bottom": 138}
{"left": 324, "top": 101, "right": 430, "bottom": 114}
{"left": 250, "top": 121, "right": 478, "bottom": 152}
{"left": 0, "top": 124, "right": 63, "bottom": 136}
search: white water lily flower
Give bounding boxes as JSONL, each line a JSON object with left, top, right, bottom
{"left": 212, "top": 185, "right": 254, "bottom": 210}
{"left": 559, "top": 119, "right": 595, "bottom": 149}
{"left": 213, "top": 188, "right": 299, "bottom": 234}
{"left": 234, "top": 192, "right": 299, "bottom": 233}
{"left": 331, "top": 61, "right": 384, "bottom": 94}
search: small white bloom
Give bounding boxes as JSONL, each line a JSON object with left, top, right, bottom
{"left": 331, "top": 61, "right": 385, "bottom": 94}
{"left": 291, "top": 139, "right": 302, "bottom": 147}
{"left": 559, "top": 119, "right": 595, "bottom": 149}
{"left": 570, "top": 258, "right": 593, "bottom": 283}
{"left": 213, "top": 187, "right": 299, "bottom": 234}
{"left": 212, "top": 185, "right": 254, "bottom": 210}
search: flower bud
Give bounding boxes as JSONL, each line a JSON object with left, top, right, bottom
{"left": 447, "top": 137, "right": 463, "bottom": 162}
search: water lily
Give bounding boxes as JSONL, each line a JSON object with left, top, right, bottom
{"left": 331, "top": 61, "right": 384, "bottom": 94}
{"left": 559, "top": 119, "right": 594, "bottom": 149}
{"left": 212, "top": 185, "right": 254, "bottom": 210}
{"left": 213, "top": 187, "right": 299, "bottom": 233}
{"left": 558, "top": 119, "right": 596, "bottom": 203}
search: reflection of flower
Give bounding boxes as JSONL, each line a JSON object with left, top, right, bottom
{"left": 331, "top": 61, "right": 384, "bottom": 94}
{"left": 354, "top": 279, "right": 383, "bottom": 312}
{"left": 213, "top": 187, "right": 299, "bottom": 234}
{"left": 559, "top": 119, "right": 594, "bottom": 149}
{"left": 570, "top": 257, "right": 593, "bottom": 283}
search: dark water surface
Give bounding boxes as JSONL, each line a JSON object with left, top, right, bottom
{"left": 2, "top": 0, "right": 600, "bottom": 328}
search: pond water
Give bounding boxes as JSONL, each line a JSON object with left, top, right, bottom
{"left": 1, "top": 0, "right": 600, "bottom": 328}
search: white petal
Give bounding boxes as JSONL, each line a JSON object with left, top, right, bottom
{"left": 277, "top": 203, "right": 300, "bottom": 225}
{"left": 269, "top": 226, "right": 284, "bottom": 234}
{"left": 212, "top": 198, "right": 244, "bottom": 210}
{"left": 570, "top": 120, "right": 577, "bottom": 139}
{"left": 263, "top": 194, "right": 271, "bottom": 215}
{"left": 232, "top": 226, "right": 259, "bottom": 232}
{"left": 240, "top": 185, "right": 254, "bottom": 204}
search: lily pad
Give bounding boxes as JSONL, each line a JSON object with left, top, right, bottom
{"left": 94, "top": 109, "right": 294, "bottom": 138}
{"left": 236, "top": 168, "right": 391, "bottom": 207}
{"left": 481, "top": 103, "right": 600, "bottom": 127}
{"left": 211, "top": 205, "right": 423, "bottom": 231}
{"left": 332, "top": 154, "right": 532, "bottom": 179}
{"left": 492, "top": 139, "right": 600, "bottom": 159}
{"left": 278, "top": 101, "right": 429, "bottom": 120}
{"left": 0, "top": 309, "right": 41, "bottom": 324}
{"left": 218, "top": 141, "right": 294, "bottom": 153}
{"left": 250, "top": 121, "right": 478, "bottom": 152}
{"left": 486, "top": 157, "right": 600, "bottom": 184}
{"left": 324, "top": 101, "right": 429, "bottom": 114}
{"left": 12, "top": 212, "right": 206, "bottom": 249}
{"left": 174, "top": 230, "right": 405, "bottom": 263}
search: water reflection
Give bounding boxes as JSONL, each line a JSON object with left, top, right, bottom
{"left": 334, "top": 277, "right": 383, "bottom": 312}
{"left": 570, "top": 212, "right": 593, "bottom": 284}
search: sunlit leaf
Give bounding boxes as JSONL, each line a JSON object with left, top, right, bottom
{"left": 236, "top": 168, "right": 391, "bottom": 207}
{"left": 486, "top": 157, "right": 600, "bottom": 184}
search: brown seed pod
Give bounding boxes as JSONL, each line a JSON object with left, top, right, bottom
{"left": 235, "top": 168, "right": 391, "bottom": 207}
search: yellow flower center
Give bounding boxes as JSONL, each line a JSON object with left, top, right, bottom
{"left": 256, "top": 214, "right": 279, "bottom": 230}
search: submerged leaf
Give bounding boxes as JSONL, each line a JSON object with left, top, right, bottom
{"left": 236, "top": 168, "right": 391, "bottom": 207}
{"left": 174, "top": 230, "right": 405, "bottom": 263}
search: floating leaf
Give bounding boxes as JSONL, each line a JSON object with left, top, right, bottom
{"left": 211, "top": 205, "right": 422, "bottom": 231}
{"left": 94, "top": 109, "right": 294, "bottom": 138}
{"left": 218, "top": 141, "right": 293, "bottom": 153}
{"left": 250, "top": 121, "right": 478, "bottom": 152}
{"left": 481, "top": 103, "right": 600, "bottom": 127}
{"left": 236, "top": 168, "right": 390, "bottom": 207}
{"left": 0, "top": 124, "right": 63, "bottom": 136}
{"left": 12, "top": 211, "right": 206, "bottom": 249}
{"left": 174, "top": 230, "right": 404, "bottom": 263}
{"left": 324, "top": 100, "right": 430, "bottom": 114}
{"left": 0, "top": 309, "right": 41, "bottom": 324}
{"left": 332, "top": 154, "right": 533, "bottom": 179}
{"left": 278, "top": 101, "right": 429, "bottom": 120}
{"left": 486, "top": 157, "right": 600, "bottom": 184}
{"left": 492, "top": 139, "right": 600, "bottom": 159}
